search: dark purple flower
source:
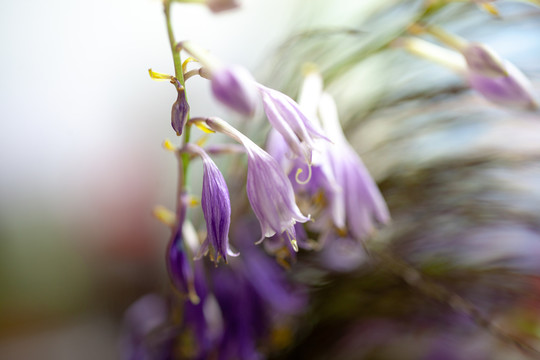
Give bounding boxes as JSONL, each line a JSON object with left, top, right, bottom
{"left": 205, "top": 117, "right": 309, "bottom": 244}
{"left": 463, "top": 43, "right": 539, "bottom": 111}
{"left": 171, "top": 81, "right": 190, "bottom": 136}
{"left": 211, "top": 66, "right": 259, "bottom": 116}
{"left": 184, "top": 143, "right": 237, "bottom": 264}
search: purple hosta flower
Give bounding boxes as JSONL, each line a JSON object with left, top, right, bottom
{"left": 318, "top": 93, "right": 390, "bottom": 240}
{"left": 267, "top": 128, "right": 346, "bottom": 232}
{"left": 121, "top": 294, "right": 172, "bottom": 360}
{"left": 211, "top": 66, "right": 259, "bottom": 116}
{"left": 184, "top": 143, "right": 237, "bottom": 264}
{"left": 462, "top": 43, "right": 539, "bottom": 111}
{"left": 171, "top": 80, "right": 190, "bottom": 136}
{"left": 180, "top": 42, "right": 258, "bottom": 116}
{"left": 258, "top": 84, "right": 328, "bottom": 166}
{"left": 205, "top": 117, "right": 309, "bottom": 245}
{"left": 210, "top": 233, "right": 306, "bottom": 360}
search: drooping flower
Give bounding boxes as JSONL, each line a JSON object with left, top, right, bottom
{"left": 266, "top": 70, "right": 346, "bottom": 231}
{"left": 462, "top": 43, "right": 539, "bottom": 111}
{"left": 180, "top": 42, "right": 327, "bottom": 164}
{"left": 205, "top": 117, "right": 309, "bottom": 244}
{"left": 184, "top": 143, "right": 237, "bottom": 264}
{"left": 258, "top": 84, "right": 328, "bottom": 165}
{"left": 318, "top": 92, "right": 390, "bottom": 240}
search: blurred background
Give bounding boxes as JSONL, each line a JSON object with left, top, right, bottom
{"left": 2, "top": 0, "right": 540, "bottom": 359}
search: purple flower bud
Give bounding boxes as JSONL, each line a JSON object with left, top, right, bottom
{"left": 211, "top": 66, "right": 259, "bottom": 116}
{"left": 463, "top": 43, "right": 539, "bottom": 111}
{"left": 205, "top": 117, "right": 309, "bottom": 243}
{"left": 259, "top": 84, "right": 328, "bottom": 165}
{"left": 185, "top": 144, "right": 237, "bottom": 264}
{"left": 171, "top": 82, "right": 190, "bottom": 136}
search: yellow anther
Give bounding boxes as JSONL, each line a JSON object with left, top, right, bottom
{"left": 152, "top": 205, "right": 177, "bottom": 227}
{"left": 188, "top": 196, "right": 200, "bottom": 207}
{"left": 162, "top": 138, "right": 177, "bottom": 152}
{"left": 148, "top": 68, "right": 173, "bottom": 81}
{"left": 182, "top": 57, "right": 199, "bottom": 73}
{"left": 196, "top": 134, "right": 210, "bottom": 147}
{"left": 479, "top": 3, "right": 499, "bottom": 16}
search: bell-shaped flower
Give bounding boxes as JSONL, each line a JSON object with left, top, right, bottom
{"left": 181, "top": 42, "right": 328, "bottom": 164}
{"left": 462, "top": 43, "right": 539, "bottom": 111}
{"left": 205, "top": 117, "right": 310, "bottom": 244}
{"left": 258, "top": 84, "right": 328, "bottom": 165}
{"left": 318, "top": 93, "right": 390, "bottom": 240}
{"left": 184, "top": 143, "right": 237, "bottom": 264}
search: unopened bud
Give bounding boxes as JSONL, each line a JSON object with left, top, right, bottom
{"left": 463, "top": 43, "right": 539, "bottom": 111}
{"left": 172, "top": 84, "right": 190, "bottom": 136}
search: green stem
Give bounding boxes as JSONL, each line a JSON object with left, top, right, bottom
{"left": 164, "top": 0, "right": 192, "bottom": 187}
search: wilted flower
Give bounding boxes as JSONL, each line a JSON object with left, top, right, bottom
{"left": 462, "top": 43, "right": 539, "bottom": 111}
{"left": 205, "top": 117, "right": 309, "bottom": 244}
{"left": 184, "top": 143, "right": 237, "bottom": 263}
